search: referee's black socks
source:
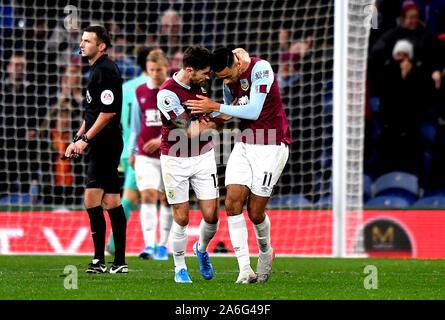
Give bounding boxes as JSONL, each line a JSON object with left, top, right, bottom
{"left": 87, "top": 206, "right": 106, "bottom": 263}
{"left": 107, "top": 205, "right": 127, "bottom": 265}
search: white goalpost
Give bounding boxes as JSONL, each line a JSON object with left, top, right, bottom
{"left": 333, "top": 0, "right": 374, "bottom": 257}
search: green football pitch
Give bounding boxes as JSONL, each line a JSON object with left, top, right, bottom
{"left": 0, "top": 255, "right": 444, "bottom": 300}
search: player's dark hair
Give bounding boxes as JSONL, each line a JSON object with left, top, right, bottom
{"left": 182, "top": 46, "right": 212, "bottom": 71}
{"left": 211, "top": 47, "right": 235, "bottom": 72}
{"left": 84, "top": 25, "right": 112, "bottom": 51}
{"left": 136, "top": 46, "right": 153, "bottom": 70}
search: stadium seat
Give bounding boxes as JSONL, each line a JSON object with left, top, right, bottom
{"left": 0, "top": 194, "right": 32, "bottom": 205}
{"left": 365, "top": 195, "right": 411, "bottom": 209}
{"left": 268, "top": 194, "right": 312, "bottom": 208}
{"left": 369, "top": 96, "right": 380, "bottom": 114}
{"left": 363, "top": 174, "right": 373, "bottom": 202}
{"left": 315, "top": 194, "right": 332, "bottom": 208}
{"left": 420, "top": 123, "right": 437, "bottom": 146}
{"left": 373, "top": 171, "right": 419, "bottom": 204}
{"left": 315, "top": 194, "right": 363, "bottom": 208}
{"left": 412, "top": 195, "right": 445, "bottom": 209}
{"left": 289, "top": 194, "right": 312, "bottom": 207}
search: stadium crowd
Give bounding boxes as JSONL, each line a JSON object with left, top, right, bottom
{"left": 366, "top": 0, "right": 445, "bottom": 197}
{"left": 1, "top": 0, "right": 445, "bottom": 206}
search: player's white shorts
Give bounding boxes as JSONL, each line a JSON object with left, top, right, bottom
{"left": 160, "top": 148, "right": 219, "bottom": 204}
{"left": 225, "top": 142, "right": 289, "bottom": 197}
{"left": 135, "top": 155, "right": 164, "bottom": 192}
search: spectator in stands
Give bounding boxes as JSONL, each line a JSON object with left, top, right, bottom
{"left": 0, "top": 51, "right": 44, "bottom": 195}
{"left": 369, "top": 0, "right": 444, "bottom": 92}
{"left": 277, "top": 35, "right": 312, "bottom": 102}
{"left": 169, "top": 50, "right": 184, "bottom": 76}
{"left": 427, "top": 48, "right": 445, "bottom": 192}
{"left": 22, "top": 16, "right": 59, "bottom": 103}
{"left": 39, "top": 103, "right": 83, "bottom": 206}
{"left": 46, "top": 16, "right": 82, "bottom": 77}
{"left": 59, "top": 57, "right": 84, "bottom": 112}
{"left": 424, "top": 0, "right": 445, "bottom": 36}
{"left": 277, "top": 52, "right": 301, "bottom": 96}
{"left": 371, "top": 39, "right": 435, "bottom": 178}
{"left": 0, "top": 1, "right": 14, "bottom": 61}
{"left": 146, "top": 10, "right": 189, "bottom": 60}
{"left": 108, "top": 23, "right": 139, "bottom": 81}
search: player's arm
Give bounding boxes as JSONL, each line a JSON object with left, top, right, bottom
{"left": 74, "top": 72, "right": 121, "bottom": 154}
{"left": 65, "top": 120, "right": 85, "bottom": 158}
{"left": 188, "top": 61, "right": 273, "bottom": 120}
{"left": 207, "top": 84, "right": 235, "bottom": 120}
{"left": 157, "top": 89, "right": 216, "bottom": 139}
{"left": 73, "top": 112, "right": 116, "bottom": 154}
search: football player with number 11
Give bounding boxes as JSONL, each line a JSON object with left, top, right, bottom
{"left": 187, "top": 47, "right": 291, "bottom": 284}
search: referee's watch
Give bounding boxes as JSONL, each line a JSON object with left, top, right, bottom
{"left": 81, "top": 134, "right": 90, "bottom": 143}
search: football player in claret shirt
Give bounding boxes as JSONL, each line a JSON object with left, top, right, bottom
{"left": 156, "top": 46, "right": 222, "bottom": 283}
{"left": 187, "top": 47, "right": 291, "bottom": 284}
{"left": 128, "top": 49, "right": 173, "bottom": 261}
{"left": 65, "top": 25, "right": 128, "bottom": 274}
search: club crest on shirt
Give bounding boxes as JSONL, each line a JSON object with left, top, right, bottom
{"left": 86, "top": 90, "right": 92, "bottom": 103}
{"left": 240, "top": 79, "right": 249, "bottom": 91}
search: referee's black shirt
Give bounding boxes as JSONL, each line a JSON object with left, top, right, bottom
{"left": 83, "top": 54, "right": 123, "bottom": 141}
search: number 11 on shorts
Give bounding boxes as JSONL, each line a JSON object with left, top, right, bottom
{"left": 211, "top": 173, "right": 217, "bottom": 188}
{"left": 262, "top": 172, "right": 272, "bottom": 187}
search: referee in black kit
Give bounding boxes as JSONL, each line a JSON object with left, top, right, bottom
{"left": 65, "top": 25, "right": 128, "bottom": 274}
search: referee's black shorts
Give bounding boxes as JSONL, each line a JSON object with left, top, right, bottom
{"left": 85, "top": 136, "right": 123, "bottom": 194}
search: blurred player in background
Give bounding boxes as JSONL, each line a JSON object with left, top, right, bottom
{"left": 128, "top": 49, "right": 173, "bottom": 260}
{"left": 156, "top": 46, "right": 221, "bottom": 283}
{"left": 187, "top": 47, "right": 291, "bottom": 284}
{"left": 106, "top": 47, "right": 152, "bottom": 256}
{"left": 65, "top": 25, "right": 128, "bottom": 274}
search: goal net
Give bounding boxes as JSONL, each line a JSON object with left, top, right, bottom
{"left": 0, "top": 0, "right": 372, "bottom": 256}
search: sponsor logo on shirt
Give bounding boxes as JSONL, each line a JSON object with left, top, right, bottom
{"left": 238, "top": 95, "right": 250, "bottom": 105}
{"left": 255, "top": 70, "right": 270, "bottom": 80}
{"left": 145, "top": 109, "right": 162, "bottom": 126}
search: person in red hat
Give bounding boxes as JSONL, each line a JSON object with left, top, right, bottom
{"left": 369, "top": 0, "right": 444, "bottom": 93}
